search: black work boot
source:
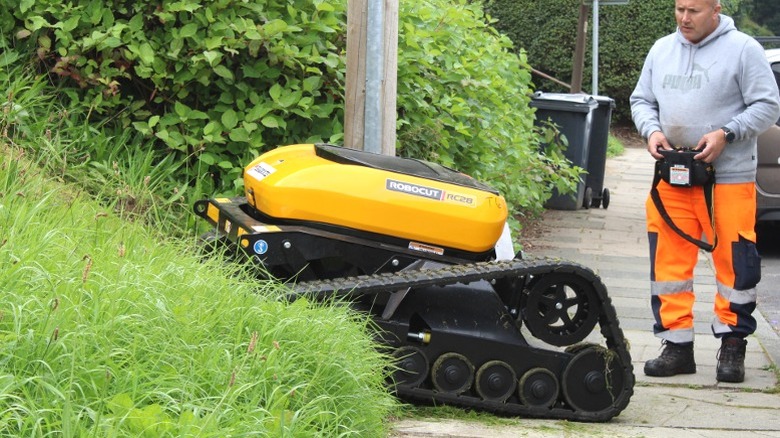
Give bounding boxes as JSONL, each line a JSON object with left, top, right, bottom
{"left": 644, "top": 341, "right": 696, "bottom": 377}
{"left": 716, "top": 337, "right": 747, "bottom": 383}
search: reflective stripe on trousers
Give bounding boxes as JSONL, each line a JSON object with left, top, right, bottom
{"left": 646, "top": 181, "right": 759, "bottom": 343}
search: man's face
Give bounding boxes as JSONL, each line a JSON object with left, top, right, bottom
{"left": 675, "top": 0, "right": 721, "bottom": 44}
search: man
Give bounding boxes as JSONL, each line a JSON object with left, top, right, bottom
{"left": 630, "top": 0, "right": 780, "bottom": 382}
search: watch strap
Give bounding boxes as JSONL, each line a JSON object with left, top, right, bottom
{"left": 721, "top": 126, "right": 735, "bottom": 143}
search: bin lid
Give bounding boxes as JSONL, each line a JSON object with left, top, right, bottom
{"left": 590, "top": 94, "right": 616, "bottom": 109}
{"left": 530, "top": 92, "right": 599, "bottom": 113}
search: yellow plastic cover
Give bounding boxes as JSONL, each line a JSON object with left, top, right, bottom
{"left": 243, "top": 144, "right": 507, "bottom": 254}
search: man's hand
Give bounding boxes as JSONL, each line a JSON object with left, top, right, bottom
{"left": 647, "top": 131, "right": 672, "bottom": 160}
{"left": 694, "top": 129, "right": 728, "bottom": 163}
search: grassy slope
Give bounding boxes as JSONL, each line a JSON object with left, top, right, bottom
{"left": 0, "top": 142, "right": 395, "bottom": 436}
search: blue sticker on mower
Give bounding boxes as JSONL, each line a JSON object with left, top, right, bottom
{"left": 254, "top": 240, "right": 269, "bottom": 255}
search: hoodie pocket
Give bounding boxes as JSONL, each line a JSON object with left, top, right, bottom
{"left": 732, "top": 233, "right": 761, "bottom": 290}
{"left": 659, "top": 124, "right": 713, "bottom": 149}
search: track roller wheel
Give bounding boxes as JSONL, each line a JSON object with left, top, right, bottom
{"left": 518, "top": 367, "right": 559, "bottom": 407}
{"left": 431, "top": 353, "right": 474, "bottom": 395}
{"left": 562, "top": 345, "right": 626, "bottom": 413}
{"left": 475, "top": 360, "right": 517, "bottom": 402}
{"left": 391, "top": 346, "right": 429, "bottom": 388}
{"left": 523, "top": 272, "right": 600, "bottom": 346}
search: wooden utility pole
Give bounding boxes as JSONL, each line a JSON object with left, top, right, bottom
{"left": 344, "top": 0, "right": 399, "bottom": 155}
{"left": 571, "top": 3, "right": 589, "bottom": 93}
{"left": 571, "top": 0, "right": 630, "bottom": 95}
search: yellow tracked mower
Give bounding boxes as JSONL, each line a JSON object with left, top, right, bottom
{"left": 194, "top": 144, "right": 634, "bottom": 421}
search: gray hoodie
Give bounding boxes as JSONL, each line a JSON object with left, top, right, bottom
{"left": 630, "top": 15, "right": 780, "bottom": 183}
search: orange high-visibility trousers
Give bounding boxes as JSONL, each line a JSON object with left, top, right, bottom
{"left": 646, "top": 181, "right": 759, "bottom": 344}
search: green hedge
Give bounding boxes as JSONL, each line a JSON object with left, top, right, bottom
{"left": 1, "top": 0, "right": 579, "bottom": 222}
{"left": 484, "top": 0, "right": 747, "bottom": 124}
{"left": 1, "top": 0, "right": 349, "bottom": 194}
{"left": 395, "top": 1, "right": 580, "bottom": 212}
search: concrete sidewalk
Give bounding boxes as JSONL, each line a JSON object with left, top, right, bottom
{"left": 392, "top": 146, "right": 780, "bottom": 437}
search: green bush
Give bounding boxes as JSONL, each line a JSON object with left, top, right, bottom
{"left": 750, "top": 0, "right": 780, "bottom": 35}
{"left": 2, "top": 0, "right": 349, "bottom": 196}
{"left": 395, "top": 0, "right": 580, "bottom": 213}
{"left": 2, "top": 0, "right": 580, "bottom": 223}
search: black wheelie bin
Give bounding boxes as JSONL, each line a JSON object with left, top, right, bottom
{"left": 530, "top": 92, "right": 598, "bottom": 210}
{"left": 585, "top": 95, "right": 615, "bottom": 209}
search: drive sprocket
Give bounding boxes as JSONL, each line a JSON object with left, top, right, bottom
{"left": 523, "top": 272, "right": 600, "bottom": 346}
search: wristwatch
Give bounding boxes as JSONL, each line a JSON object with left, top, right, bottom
{"left": 721, "top": 126, "right": 736, "bottom": 143}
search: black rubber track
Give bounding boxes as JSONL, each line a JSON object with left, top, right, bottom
{"left": 292, "top": 258, "right": 635, "bottom": 422}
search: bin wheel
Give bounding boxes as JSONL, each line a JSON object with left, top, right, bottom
{"left": 582, "top": 187, "right": 593, "bottom": 209}
{"left": 601, "top": 188, "right": 610, "bottom": 209}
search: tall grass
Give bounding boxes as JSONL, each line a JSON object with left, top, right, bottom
{"left": 1, "top": 64, "right": 211, "bottom": 236}
{"left": 1, "top": 67, "right": 396, "bottom": 436}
